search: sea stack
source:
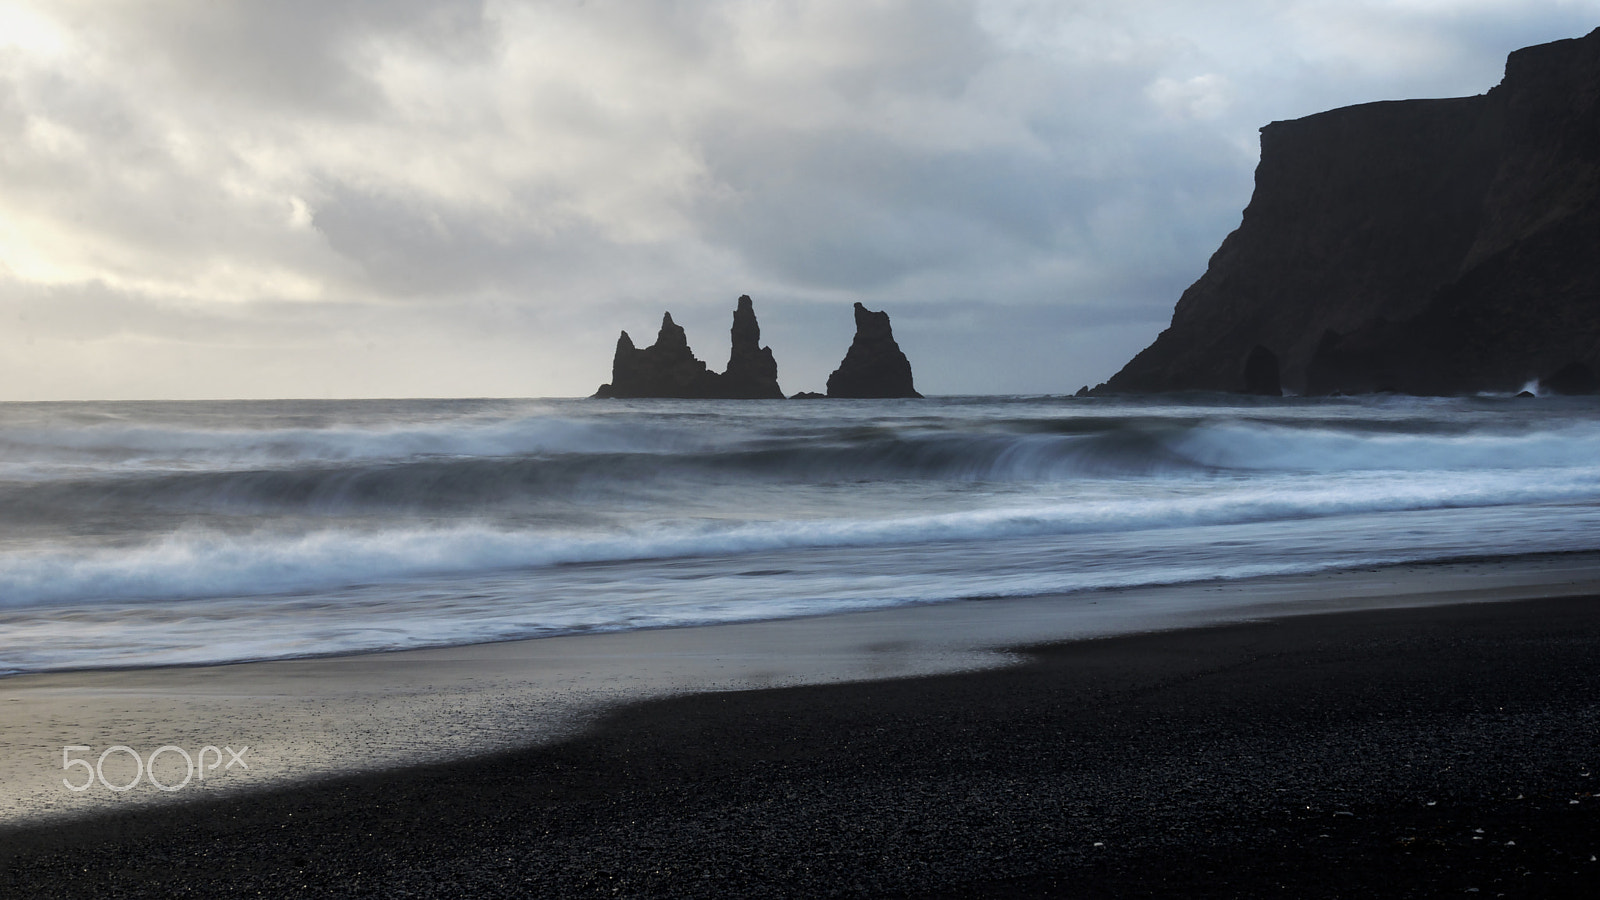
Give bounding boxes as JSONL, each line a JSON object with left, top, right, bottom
{"left": 720, "top": 295, "right": 785, "bottom": 399}
{"left": 593, "top": 312, "right": 721, "bottom": 399}
{"left": 593, "top": 297, "right": 785, "bottom": 399}
{"left": 1096, "top": 27, "right": 1600, "bottom": 396}
{"left": 825, "top": 303, "right": 922, "bottom": 399}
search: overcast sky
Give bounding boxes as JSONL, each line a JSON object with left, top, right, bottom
{"left": 1, "top": 1, "right": 1596, "bottom": 399}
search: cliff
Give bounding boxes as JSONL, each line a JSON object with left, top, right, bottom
{"left": 594, "top": 296, "right": 784, "bottom": 399}
{"left": 825, "top": 303, "right": 922, "bottom": 398}
{"left": 1099, "top": 27, "right": 1600, "bottom": 396}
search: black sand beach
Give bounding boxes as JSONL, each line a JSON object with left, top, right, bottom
{"left": 3, "top": 593, "right": 1598, "bottom": 898}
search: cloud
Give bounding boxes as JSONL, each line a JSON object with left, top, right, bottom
{"left": 0, "top": 0, "right": 1597, "bottom": 398}
{"left": 1148, "top": 74, "right": 1232, "bottom": 120}
{"left": 53, "top": 0, "right": 493, "bottom": 113}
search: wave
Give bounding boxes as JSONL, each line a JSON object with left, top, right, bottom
{"left": 0, "top": 411, "right": 706, "bottom": 481}
{"left": 5, "top": 413, "right": 1600, "bottom": 520}
{"left": 4, "top": 463, "right": 1599, "bottom": 609}
{"left": 1173, "top": 420, "right": 1600, "bottom": 472}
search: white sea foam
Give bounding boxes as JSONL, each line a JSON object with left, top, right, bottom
{"left": 5, "top": 503, "right": 1600, "bottom": 674}
{"left": 1173, "top": 420, "right": 1600, "bottom": 473}
{"left": 3, "top": 463, "right": 1597, "bottom": 610}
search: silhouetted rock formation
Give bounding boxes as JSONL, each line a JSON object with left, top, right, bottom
{"left": 721, "top": 295, "right": 785, "bottom": 399}
{"left": 1242, "top": 346, "right": 1282, "bottom": 396}
{"left": 1542, "top": 362, "right": 1599, "bottom": 395}
{"left": 825, "top": 303, "right": 922, "bottom": 398}
{"left": 594, "top": 297, "right": 785, "bottom": 399}
{"left": 593, "top": 313, "right": 721, "bottom": 399}
{"left": 1098, "top": 28, "right": 1600, "bottom": 396}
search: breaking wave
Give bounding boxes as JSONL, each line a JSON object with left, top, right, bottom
{"left": 3, "top": 464, "right": 1598, "bottom": 609}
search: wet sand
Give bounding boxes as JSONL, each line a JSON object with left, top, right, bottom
{"left": 2, "top": 557, "right": 1599, "bottom": 895}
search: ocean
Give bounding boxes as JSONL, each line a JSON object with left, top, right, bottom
{"left": 2, "top": 394, "right": 1599, "bottom": 676}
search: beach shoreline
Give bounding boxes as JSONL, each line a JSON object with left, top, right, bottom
{"left": 5, "top": 553, "right": 1600, "bottom": 830}
{"left": 2, "top": 557, "right": 1599, "bottom": 895}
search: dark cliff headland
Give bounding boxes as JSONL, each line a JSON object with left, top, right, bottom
{"left": 594, "top": 297, "right": 920, "bottom": 399}
{"left": 1100, "top": 27, "right": 1600, "bottom": 397}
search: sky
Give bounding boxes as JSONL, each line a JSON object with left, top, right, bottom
{"left": 1, "top": 1, "right": 1597, "bottom": 399}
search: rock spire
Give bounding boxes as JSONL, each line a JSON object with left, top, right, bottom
{"left": 825, "top": 303, "right": 922, "bottom": 398}
{"left": 593, "top": 297, "right": 784, "bottom": 399}
{"left": 721, "top": 295, "right": 784, "bottom": 399}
